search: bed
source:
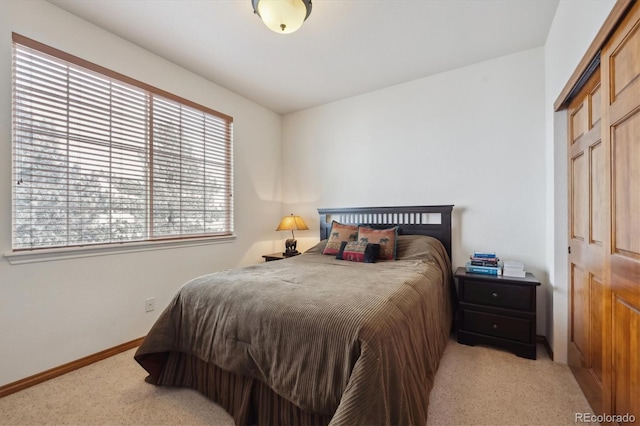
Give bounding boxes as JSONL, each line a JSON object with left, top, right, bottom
{"left": 135, "top": 205, "right": 454, "bottom": 426}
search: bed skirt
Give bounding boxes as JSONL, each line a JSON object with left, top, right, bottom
{"left": 155, "top": 351, "right": 332, "bottom": 426}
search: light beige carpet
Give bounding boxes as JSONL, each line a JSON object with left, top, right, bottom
{"left": 426, "top": 340, "right": 595, "bottom": 425}
{"left": 0, "top": 338, "right": 594, "bottom": 425}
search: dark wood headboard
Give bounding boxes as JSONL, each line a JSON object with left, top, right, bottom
{"left": 318, "top": 205, "right": 454, "bottom": 260}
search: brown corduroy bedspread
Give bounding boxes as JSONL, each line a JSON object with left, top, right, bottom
{"left": 135, "top": 236, "right": 453, "bottom": 426}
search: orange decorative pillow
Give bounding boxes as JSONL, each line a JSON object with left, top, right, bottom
{"left": 322, "top": 221, "right": 358, "bottom": 255}
{"left": 356, "top": 226, "right": 398, "bottom": 260}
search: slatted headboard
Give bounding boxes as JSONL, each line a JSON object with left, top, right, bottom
{"left": 318, "top": 205, "right": 454, "bottom": 260}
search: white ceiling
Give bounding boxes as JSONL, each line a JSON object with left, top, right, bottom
{"left": 47, "top": 0, "right": 560, "bottom": 115}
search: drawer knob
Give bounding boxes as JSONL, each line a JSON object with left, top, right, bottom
{"left": 492, "top": 292, "right": 498, "bottom": 298}
{"left": 492, "top": 323, "right": 498, "bottom": 329}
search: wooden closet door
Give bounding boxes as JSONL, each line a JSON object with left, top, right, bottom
{"left": 568, "top": 69, "right": 606, "bottom": 414}
{"left": 601, "top": 1, "right": 640, "bottom": 419}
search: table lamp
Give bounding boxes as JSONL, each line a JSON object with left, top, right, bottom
{"left": 276, "top": 214, "right": 308, "bottom": 256}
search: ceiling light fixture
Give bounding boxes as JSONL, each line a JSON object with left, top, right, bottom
{"left": 252, "top": 0, "right": 312, "bottom": 34}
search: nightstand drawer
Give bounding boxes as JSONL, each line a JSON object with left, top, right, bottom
{"left": 462, "top": 310, "right": 532, "bottom": 343}
{"left": 463, "top": 281, "right": 532, "bottom": 311}
{"left": 455, "top": 267, "right": 540, "bottom": 359}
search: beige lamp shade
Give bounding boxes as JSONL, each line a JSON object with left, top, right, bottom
{"left": 276, "top": 214, "right": 309, "bottom": 233}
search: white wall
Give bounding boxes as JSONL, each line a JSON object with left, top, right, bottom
{"left": 0, "top": 0, "right": 283, "bottom": 387}
{"left": 281, "top": 48, "right": 548, "bottom": 334}
{"left": 544, "top": 0, "right": 615, "bottom": 363}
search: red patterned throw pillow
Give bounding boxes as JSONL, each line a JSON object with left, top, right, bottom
{"left": 356, "top": 226, "right": 398, "bottom": 260}
{"left": 322, "top": 221, "right": 359, "bottom": 255}
{"left": 339, "top": 241, "right": 381, "bottom": 263}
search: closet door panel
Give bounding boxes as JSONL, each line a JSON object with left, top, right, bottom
{"left": 601, "top": 1, "right": 640, "bottom": 419}
{"left": 590, "top": 142, "right": 605, "bottom": 245}
{"left": 612, "top": 298, "right": 640, "bottom": 418}
{"left": 571, "top": 264, "right": 589, "bottom": 359}
{"left": 567, "top": 70, "right": 605, "bottom": 413}
{"left": 590, "top": 275, "right": 604, "bottom": 384}
{"left": 609, "top": 20, "right": 640, "bottom": 102}
{"left": 572, "top": 152, "right": 587, "bottom": 242}
{"left": 611, "top": 112, "right": 640, "bottom": 260}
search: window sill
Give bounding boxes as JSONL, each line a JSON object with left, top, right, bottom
{"left": 3, "top": 235, "right": 236, "bottom": 265}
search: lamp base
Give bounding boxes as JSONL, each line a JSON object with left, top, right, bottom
{"left": 282, "top": 251, "right": 300, "bottom": 257}
{"left": 284, "top": 238, "right": 298, "bottom": 256}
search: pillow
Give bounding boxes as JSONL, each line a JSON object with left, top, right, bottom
{"left": 339, "top": 241, "right": 380, "bottom": 263}
{"left": 322, "top": 221, "right": 358, "bottom": 255}
{"left": 364, "top": 243, "right": 381, "bottom": 263}
{"left": 335, "top": 241, "right": 349, "bottom": 260}
{"left": 356, "top": 226, "right": 398, "bottom": 260}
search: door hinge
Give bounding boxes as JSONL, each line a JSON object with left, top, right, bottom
{"left": 568, "top": 246, "right": 571, "bottom": 254}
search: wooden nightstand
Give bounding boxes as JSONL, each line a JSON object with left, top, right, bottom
{"left": 455, "top": 267, "right": 541, "bottom": 359}
{"left": 262, "top": 252, "right": 299, "bottom": 262}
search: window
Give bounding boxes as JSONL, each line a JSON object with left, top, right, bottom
{"left": 12, "top": 34, "right": 233, "bottom": 251}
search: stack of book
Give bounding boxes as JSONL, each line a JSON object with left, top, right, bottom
{"left": 503, "top": 260, "right": 526, "bottom": 277}
{"left": 466, "top": 251, "right": 502, "bottom": 275}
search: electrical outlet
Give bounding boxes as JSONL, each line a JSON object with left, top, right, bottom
{"left": 145, "top": 297, "right": 155, "bottom": 312}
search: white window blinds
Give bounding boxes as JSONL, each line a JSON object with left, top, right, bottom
{"left": 12, "top": 34, "right": 233, "bottom": 250}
